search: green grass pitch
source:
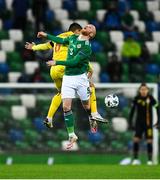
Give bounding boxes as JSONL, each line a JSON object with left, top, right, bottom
{"left": 0, "top": 164, "right": 160, "bottom": 179}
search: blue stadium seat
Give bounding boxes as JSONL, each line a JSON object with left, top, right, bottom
{"left": 91, "top": 40, "right": 103, "bottom": 53}
{"left": 118, "top": 95, "right": 128, "bottom": 109}
{"left": 100, "top": 72, "right": 110, "bottom": 83}
{"left": 146, "top": 64, "right": 160, "bottom": 75}
{"left": 45, "top": 9, "right": 55, "bottom": 22}
{"left": 9, "top": 129, "right": 24, "bottom": 143}
{"left": 146, "top": 21, "right": 160, "bottom": 32}
{"left": 0, "top": 63, "right": 9, "bottom": 74}
{"left": 63, "top": 0, "right": 77, "bottom": 11}
{"left": 33, "top": 117, "right": 46, "bottom": 132}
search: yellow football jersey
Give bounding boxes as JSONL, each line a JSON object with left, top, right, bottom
{"left": 53, "top": 31, "right": 74, "bottom": 61}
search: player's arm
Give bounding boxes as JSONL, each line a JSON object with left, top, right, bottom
{"left": 25, "top": 41, "right": 54, "bottom": 51}
{"left": 37, "top": 31, "right": 69, "bottom": 44}
{"left": 129, "top": 97, "right": 137, "bottom": 129}
{"left": 55, "top": 48, "right": 91, "bottom": 67}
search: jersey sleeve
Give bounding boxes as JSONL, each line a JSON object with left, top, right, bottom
{"left": 47, "top": 33, "right": 69, "bottom": 44}
{"left": 56, "top": 46, "right": 92, "bottom": 67}
{"left": 32, "top": 41, "right": 53, "bottom": 51}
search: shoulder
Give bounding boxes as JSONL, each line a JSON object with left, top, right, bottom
{"left": 57, "top": 31, "right": 74, "bottom": 38}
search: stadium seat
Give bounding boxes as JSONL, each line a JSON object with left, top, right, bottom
{"left": 27, "top": 9, "right": 35, "bottom": 23}
{"left": 47, "top": 0, "right": 62, "bottom": 10}
{"left": 152, "top": 11, "right": 160, "bottom": 23}
{"left": 152, "top": 31, "right": 160, "bottom": 43}
{"left": 1, "top": 39, "right": 15, "bottom": 52}
{"left": 5, "top": 0, "right": 13, "bottom": 10}
{"left": 146, "top": 64, "right": 160, "bottom": 75}
{"left": 132, "top": 0, "right": 146, "bottom": 12}
{"left": 24, "top": 61, "right": 39, "bottom": 75}
{"left": 77, "top": 0, "right": 90, "bottom": 11}
{"left": 8, "top": 72, "right": 21, "bottom": 82}
{"left": 54, "top": 9, "right": 69, "bottom": 21}
{"left": 60, "top": 19, "right": 74, "bottom": 31}
{"left": 145, "top": 41, "right": 159, "bottom": 54}
{"left": 109, "top": 31, "right": 124, "bottom": 43}
{"left": 91, "top": 40, "right": 103, "bottom": 53}
{"left": 74, "top": 19, "right": 88, "bottom": 27}
{"left": 96, "top": 9, "right": 107, "bottom": 22}
{"left": 146, "top": 0, "right": 159, "bottom": 12}
{"left": 130, "top": 10, "right": 139, "bottom": 20}
{"left": 63, "top": 0, "right": 76, "bottom": 11}
{"left": 112, "top": 117, "right": 128, "bottom": 133}
{"left": 9, "top": 29, "right": 23, "bottom": 42}
{"left": 115, "top": 41, "right": 124, "bottom": 54}
{"left": 134, "top": 20, "right": 146, "bottom": 32}
{"left": 9, "top": 129, "right": 24, "bottom": 142}
{"left": 0, "top": 30, "right": 8, "bottom": 40}
{"left": 0, "top": 50, "right": 6, "bottom": 63}
{"left": 33, "top": 117, "right": 45, "bottom": 132}
{"left": 11, "top": 105, "right": 27, "bottom": 120}
{"left": 20, "top": 94, "right": 36, "bottom": 108}
{"left": 91, "top": 0, "right": 103, "bottom": 10}
{"left": 0, "top": 63, "right": 9, "bottom": 74}
{"left": 90, "top": 62, "right": 100, "bottom": 82}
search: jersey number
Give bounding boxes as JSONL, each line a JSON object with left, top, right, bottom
{"left": 55, "top": 44, "right": 61, "bottom": 52}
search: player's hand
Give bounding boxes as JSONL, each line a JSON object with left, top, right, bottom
{"left": 37, "top": 31, "right": 47, "bottom": 38}
{"left": 46, "top": 60, "right": 56, "bottom": 67}
{"left": 25, "top": 42, "right": 35, "bottom": 50}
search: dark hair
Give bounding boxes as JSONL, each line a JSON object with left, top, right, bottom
{"left": 68, "top": 23, "right": 82, "bottom": 32}
{"left": 138, "top": 83, "right": 150, "bottom": 94}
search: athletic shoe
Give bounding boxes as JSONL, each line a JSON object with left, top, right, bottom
{"left": 132, "top": 159, "right": 141, "bottom": 165}
{"left": 89, "top": 119, "right": 98, "bottom": 133}
{"left": 89, "top": 114, "right": 108, "bottom": 123}
{"left": 66, "top": 134, "right": 78, "bottom": 149}
{"left": 147, "top": 161, "right": 153, "bottom": 165}
{"left": 43, "top": 118, "right": 53, "bottom": 128}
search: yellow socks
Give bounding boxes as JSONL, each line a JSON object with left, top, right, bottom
{"left": 90, "top": 86, "right": 97, "bottom": 114}
{"left": 47, "top": 93, "right": 62, "bottom": 119}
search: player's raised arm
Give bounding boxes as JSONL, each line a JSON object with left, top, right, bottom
{"left": 25, "top": 41, "right": 53, "bottom": 51}
{"left": 37, "top": 31, "right": 69, "bottom": 44}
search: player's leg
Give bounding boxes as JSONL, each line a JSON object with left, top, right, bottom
{"left": 62, "top": 98, "right": 78, "bottom": 149}
{"left": 132, "top": 126, "right": 142, "bottom": 165}
{"left": 61, "top": 75, "right": 78, "bottom": 149}
{"left": 146, "top": 127, "right": 153, "bottom": 165}
{"left": 44, "top": 66, "right": 63, "bottom": 128}
{"left": 90, "top": 83, "right": 107, "bottom": 122}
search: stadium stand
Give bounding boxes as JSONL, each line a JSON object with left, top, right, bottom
{"left": 0, "top": 0, "right": 159, "bottom": 153}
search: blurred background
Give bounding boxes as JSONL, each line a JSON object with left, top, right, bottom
{"left": 0, "top": 0, "right": 159, "bottom": 165}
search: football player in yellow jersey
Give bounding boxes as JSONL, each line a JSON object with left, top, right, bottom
{"left": 25, "top": 23, "right": 105, "bottom": 133}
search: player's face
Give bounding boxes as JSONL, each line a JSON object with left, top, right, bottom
{"left": 74, "top": 29, "right": 82, "bottom": 35}
{"left": 139, "top": 86, "right": 149, "bottom": 97}
{"left": 81, "top": 24, "right": 96, "bottom": 37}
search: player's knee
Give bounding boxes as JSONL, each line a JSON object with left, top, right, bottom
{"left": 63, "top": 105, "right": 71, "bottom": 112}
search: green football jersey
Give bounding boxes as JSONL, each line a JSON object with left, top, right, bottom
{"left": 47, "top": 34, "right": 92, "bottom": 75}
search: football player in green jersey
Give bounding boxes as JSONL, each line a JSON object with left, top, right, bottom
{"left": 37, "top": 24, "right": 107, "bottom": 149}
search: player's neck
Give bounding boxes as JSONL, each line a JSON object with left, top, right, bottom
{"left": 78, "top": 34, "right": 89, "bottom": 41}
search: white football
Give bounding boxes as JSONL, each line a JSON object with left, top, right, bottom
{"left": 105, "top": 94, "right": 119, "bottom": 107}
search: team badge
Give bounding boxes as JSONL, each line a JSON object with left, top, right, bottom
{"left": 77, "top": 44, "right": 81, "bottom": 48}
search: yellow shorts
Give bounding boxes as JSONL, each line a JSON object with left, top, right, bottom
{"left": 50, "top": 65, "right": 65, "bottom": 91}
